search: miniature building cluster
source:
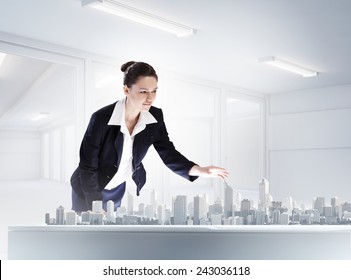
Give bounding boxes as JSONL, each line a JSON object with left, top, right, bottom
{"left": 45, "top": 179, "right": 351, "bottom": 226}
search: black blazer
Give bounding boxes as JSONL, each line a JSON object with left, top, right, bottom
{"left": 71, "top": 101, "right": 198, "bottom": 209}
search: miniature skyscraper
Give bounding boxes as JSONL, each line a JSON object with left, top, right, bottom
{"left": 106, "top": 200, "right": 115, "bottom": 223}
{"left": 56, "top": 205, "right": 65, "bottom": 225}
{"left": 193, "top": 195, "right": 206, "bottom": 225}
{"left": 258, "top": 178, "right": 270, "bottom": 212}
{"left": 173, "top": 195, "right": 187, "bottom": 225}
{"left": 224, "top": 181, "right": 233, "bottom": 218}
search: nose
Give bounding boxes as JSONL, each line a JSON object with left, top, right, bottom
{"left": 147, "top": 92, "right": 156, "bottom": 101}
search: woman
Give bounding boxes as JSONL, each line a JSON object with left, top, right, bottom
{"left": 71, "top": 61, "right": 228, "bottom": 212}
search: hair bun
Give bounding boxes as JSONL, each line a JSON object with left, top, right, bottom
{"left": 121, "top": 61, "right": 158, "bottom": 87}
{"left": 121, "top": 61, "right": 137, "bottom": 72}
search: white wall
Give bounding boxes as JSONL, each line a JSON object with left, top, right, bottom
{"left": 41, "top": 124, "right": 76, "bottom": 183}
{"left": 269, "top": 84, "right": 351, "bottom": 207}
{"left": 227, "top": 117, "right": 260, "bottom": 188}
{"left": 0, "top": 130, "right": 41, "bottom": 180}
{"left": 158, "top": 77, "right": 221, "bottom": 206}
{"left": 225, "top": 98, "right": 262, "bottom": 191}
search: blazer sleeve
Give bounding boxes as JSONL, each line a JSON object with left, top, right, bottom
{"left": 78, "top": 112, "right": 104, "bottom": 207}
{"left": 152, "top": 109, "right": 199, "bottom": 182}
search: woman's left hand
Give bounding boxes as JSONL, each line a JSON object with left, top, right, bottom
{"left": 189, "top": 165, "right": 229, "bottom": 180}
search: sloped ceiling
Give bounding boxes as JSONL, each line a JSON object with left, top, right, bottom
{"left": 0, "top": 0, "right": 350, "bottom": 94}
{"left": 0, "top": 54, "right": 75, "bottom": 130}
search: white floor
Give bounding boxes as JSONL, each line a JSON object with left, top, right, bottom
{"left": 0, "top": 179, "right": 71, "bottom": 259}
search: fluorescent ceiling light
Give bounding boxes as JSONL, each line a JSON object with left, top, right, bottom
{"left": 31, "top": 112, "right": 50, "bottom": 121}
{"left": 0, "top": 52, "right": 7, "bottom": 68}
{"left": 81, "top": 0, "right": 196, "bottom": 37}
{"left": 258, "top": 56, "right": 318, "bottom": 77}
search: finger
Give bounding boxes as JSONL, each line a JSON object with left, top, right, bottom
{"left": 219, "top": 173, "right": 229, "bottom": 180}
{"left": 210, "top": 168, "right": 229, "bottom": 176}
{"left": 211, "top": 169, "right": 229, "bottom": 177}
{"left": 220, "top": 170, "right": 229, "bottom": 176}
{"left": 209, "top": 171, "right": 228, "bottom": 180}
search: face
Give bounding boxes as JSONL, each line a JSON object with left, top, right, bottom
{"left": 124, "top": 76, "right": 158, "bottom": 112}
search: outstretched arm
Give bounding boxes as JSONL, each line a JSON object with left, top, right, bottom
{"left": 188, "top": 165, "right": 229, "bottom": 180}
{"left": 152, "top": 108, "right": 229, "bottom": 182}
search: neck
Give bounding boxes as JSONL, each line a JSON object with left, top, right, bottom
{"left": 124, "top": 98, "right": 140, "bottom": 124}
{"left": 124, "top": 99, "right": 140, "bottom": 134}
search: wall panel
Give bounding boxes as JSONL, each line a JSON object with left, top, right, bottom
{"left": 0, "top": 130, "right": 40, "bottom": 180}
{"left": 270, "top": 148, "right": 351, "bottom": 206}
{"left": 269, "top": 84, "right": 351, "bottom": 207}
{"left": 269, "top": 108, "right": 351, "bottom": 150}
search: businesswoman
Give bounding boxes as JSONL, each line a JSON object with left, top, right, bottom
{"left": 71, "top": 61, "right": 228, "bottom": 211}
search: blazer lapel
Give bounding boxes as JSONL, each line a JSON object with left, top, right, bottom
{"left": 114, "top": 128, "right": 124, "bottom": 168}
{"left": 132, "top": 127, "right": 151, "bottom": 165}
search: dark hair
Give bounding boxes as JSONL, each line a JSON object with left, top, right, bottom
{"left": 121, "top": 61, "right": 158, "bottom": 87}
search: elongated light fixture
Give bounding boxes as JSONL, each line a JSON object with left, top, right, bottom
{"left": 258, "top": 56, "right": 318, "bottom": 77}
{"left": 81, "top": 0, "right": 196, "bottom": 37}
{"left": 31, "top": 112, "right": 50, "bottom": 121}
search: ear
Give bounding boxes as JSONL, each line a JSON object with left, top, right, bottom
{"left": 123, "top": 85, "right": 129, "bottom": 96}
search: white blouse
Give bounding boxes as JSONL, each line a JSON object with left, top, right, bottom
{"left": 104, "top": 97, "right": 157, "bottom": 190}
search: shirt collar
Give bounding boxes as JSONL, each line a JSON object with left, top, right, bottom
{"left": 108, "top": 97, "right": 157, "bottom": 126}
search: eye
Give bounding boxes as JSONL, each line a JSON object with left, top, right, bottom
{"left": 139, "top": 90, "right": 148, "bottom": 94}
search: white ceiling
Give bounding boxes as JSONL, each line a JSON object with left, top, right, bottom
{"left": 0, "top": 54, "right": 51, "bottom": 117}
{"left": 0, "top": 0, "right": 351, "bottom": 128}
{"left": 0, "top": 53, "right": 75, "bottom": 130}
